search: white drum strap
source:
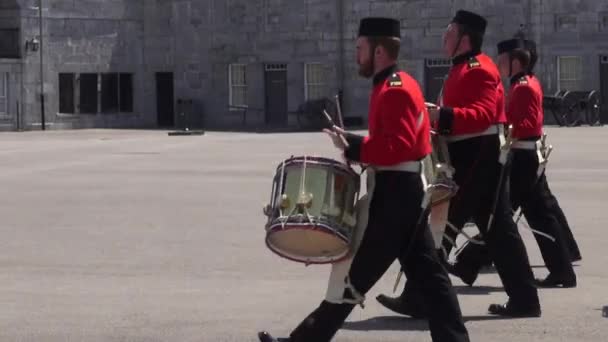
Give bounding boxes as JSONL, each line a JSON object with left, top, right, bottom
{"left": 499, "top": 125, "right": 512, "bottom": 165}
{"left": 429, "top": 201, "right": 450, "bottom": 248}
{"left": 421, "top": 159, "right": 431, "bottom": 209}
{"left": 537, "top": 134, "right": 553, "bottom": 178}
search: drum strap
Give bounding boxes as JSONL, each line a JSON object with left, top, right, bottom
{"left": 537, "top": 133, "right": 553, "bottom": 178}
{"left": 421, "top": 159, "right": 430, "bottom": 206}
{"left": 498, "top": 125, "right": 512, "bottom": 165}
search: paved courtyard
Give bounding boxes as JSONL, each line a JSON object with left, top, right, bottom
{"left": 0, "top": 127, "right": 607, "bottom": 341}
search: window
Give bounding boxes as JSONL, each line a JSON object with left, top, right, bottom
{"left": 229, "top": 64, "right": 247, "bottom": 107}
{"left": 556, "top": 15, "right": 577, "bottom": 31}
{"left": 59, "top": 73, "right": 75, "bottom": 114}
{"left": 0, "top": 72, "right": 8, "bottom": 115}
{"left": 425, "top": 58, "right": 452, "bottom": 68}
{"left": 119, "top": 73, "right": 133, "bottom": 112}
{"left": 59, "top": 72, "right": 134, "bottom": 114}
{"left": 79, "top": 73, "right": 98, "bottom": 114}
{"left": 557, "top": 56, "right": 583, "bottom": 91}
{"left": 101, "top": 73, "right": 119, "bottom": 113}
{"left": 0, "top": 29, "right": 20, "bottom": 58}
{"left": 101, "top": 73, "right": 133, "bottom": 113}
{"left": 304, "top": 63, "right": 327, "bottom": 100}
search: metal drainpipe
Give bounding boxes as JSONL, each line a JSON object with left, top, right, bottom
{"left": 37, "top": 0, "right": 45, "bottom": 130}
{"left": 337, "top": 0, "right": 345, "bottom": 116}
{"left": 19, "top": 45, "right": 25, "bottom": 131}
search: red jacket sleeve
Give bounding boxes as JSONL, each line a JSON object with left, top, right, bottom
{"left": 508, "top": 85, "right": 538, "bottom": 133}
{"left": 345, "top": 88, "right": 424, "bottom": 166}
{"left": 438, "top": 67, "right": 499, "bottom": 134}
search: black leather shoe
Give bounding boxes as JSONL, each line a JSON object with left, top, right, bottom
{"left": 258, "top": 331, "right": 290, "bottom": 342}
{"left": 376, "top": 294, "right": 427, "bottom": 319}
{"left": 446, "top": 262, "right": 478, "bottom": 287}
{"left": 488, "top": 302, "right": 541, "bottom": 318}
{"left": 535, "top": 274, "right": 577, "bottom": 288}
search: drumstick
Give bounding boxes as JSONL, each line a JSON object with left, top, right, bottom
{"left": 323, "top": 110, "right": 349, "bottom": 148}
{"left": 335, "top": 94, "right": 345, "bottom": 128}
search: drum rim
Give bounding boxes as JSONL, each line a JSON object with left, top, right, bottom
{"left": 265, "top": 222, "right": 351, "bottom": 265}
{"left": 275, "top": 155, "right": 358, "bottom": 177}
{"left": 266, "top": 217, "right": 354, "bottom": 236}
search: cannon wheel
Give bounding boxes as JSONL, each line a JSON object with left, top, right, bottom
{"left": 558, "top": 91, "right": 584, "bottom": 127}
{"left": 296, "top": 98, "right": 338, "bottom": 130}
{"left": 585, "top": 90, "right": 602, "bottom": 126}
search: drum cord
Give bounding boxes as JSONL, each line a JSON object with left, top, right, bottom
{"left": 299, "top": 156, "right": 307, "bottom": 200}
{"left": 299, "top": 156, "right": 315, "bottom": 224}
{"left": 278, "top": 160, "right": 287, "bottom": 229}
{"left": 513, "top": 209, "right": 556, "bottom": 242}
{"left": 451, "top": 206, "right": 559, "bottom": 260}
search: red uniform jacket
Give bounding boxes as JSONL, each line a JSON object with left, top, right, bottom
{"left": 345, "top": 65, "right": 432, "bottom": 166}
{"left": 437, "top": 52, "right": 506, "bottom": 136}
{"left": 507, "top": 73, "right": 543, "bottom": 139}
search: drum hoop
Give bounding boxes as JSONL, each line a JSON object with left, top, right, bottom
{"left": 274, "top": 156, "right": 358, "bottom": 178}
{"left": 266, "top": 217, "right": 353, "bottom": 236}
{"left": 265, "top": 222, "right": 351, "bottom": 265}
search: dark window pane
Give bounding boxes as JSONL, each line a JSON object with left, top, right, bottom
{"left": 59, "top": 73, "right": 75, "bottom": 114}
{"left": 0, "top": 29, "right": 20, "bottom": 58}
{"left": 119, "top": 73, "right": 133, "bottom": 112}
{"left": 101, "top": 73, "right": 119, "bottom": 113}
{"left": 79, "top": 73, "right": 98, "bottom": 114}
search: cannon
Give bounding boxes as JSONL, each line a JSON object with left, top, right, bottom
{"left": 543, "top": 90, "right": 602, "bottom": 127}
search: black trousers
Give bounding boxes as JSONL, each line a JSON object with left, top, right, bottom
{"left": 538, "top": 175, "right": 582, "bottom": 260}
{"left": 402, "top": 135, "right": 539, "bottom": 309}
{"left": 289, "top": 171, "right": 469, "bottom": 342}
{"left": 455, "top": 149, "right": 577, "bottom": 281}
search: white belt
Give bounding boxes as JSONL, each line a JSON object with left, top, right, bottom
{"left": 446, "top": 124, "right": 503, "bottom": 143}
{"left": 374, "top": 160, "right": 422, "bottom": 173}
{"left": 512, "top": 140, "right": 541, "bottom": 150}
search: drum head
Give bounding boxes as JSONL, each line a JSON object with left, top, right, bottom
{"left": 266, "top": 223, "right": 350, "bottom": 264}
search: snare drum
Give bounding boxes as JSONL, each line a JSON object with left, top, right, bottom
{"left": 263, "top": 156, "right": 360, "bottom": 265}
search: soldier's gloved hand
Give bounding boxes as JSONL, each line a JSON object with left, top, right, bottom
{"left": 425, "top": 102, "right": 440, "bottom": 121}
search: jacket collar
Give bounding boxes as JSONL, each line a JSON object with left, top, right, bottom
{"left": 373, "top": 64, "right": 398, "bottom": 86}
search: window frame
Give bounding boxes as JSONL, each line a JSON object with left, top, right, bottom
{"left": 228, "top": 64, "right": 248, "bottom": 109}
{"left": 304, "top": 63, "right": 327, "bottom": 101}
{"left": 556, "top": 56, "right": 583, "bottom": 92}
{"left": 0, "top": 72, "right": 8, "bottom": 116}
{"left": 58, "top": 72, "right": 135, "bottom": 115}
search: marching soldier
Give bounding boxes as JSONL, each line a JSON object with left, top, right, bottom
{"left": 257, "top": 17, "right": 469, "bottom": 342}
{"left": 376, "top": 9, "right": 542, "bottom": 318}
{"left": 524, "top": 39, "right": 582, "bottom": 263}
{"left": 449, "top": 38, "right": 578, "bottom": 288}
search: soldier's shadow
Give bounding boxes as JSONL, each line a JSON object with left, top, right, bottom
{"left": 343, "top": 314, "right": 517, "bottom": 332}
{"left": 476, "top": 264, "right": 580, "bottom": 272}
{"left": 342, "top": 316, "right": 428, "bottom": 332}
{"left": 453, "top": 285, "right": 504, "bottom": 295}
